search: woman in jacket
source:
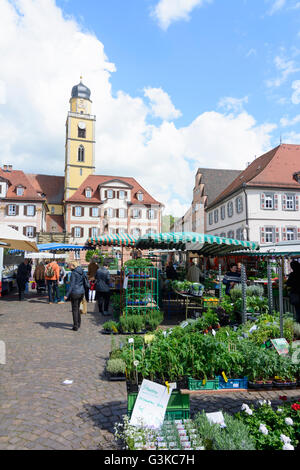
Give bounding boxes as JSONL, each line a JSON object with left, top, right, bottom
{"left": 16, "top": 259, "right": 30, "bottom": 301}
{"left": 65, "top": 262, "right": 89, "bottom": 331}
{"left": 95, "top": 261, "right": 111, "bottom": 315}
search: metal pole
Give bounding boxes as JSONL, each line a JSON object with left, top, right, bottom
{"left": 218, "top": 262, "right": 222, "bottom": 300}
{"left": 267, "top": 258, "right": 273, "bottom": 314}
{"left": 278, "top": 261, "right": 284, "bottom": 337}
{"left": 241, "top": 263, "right": 247, "bottom": 324}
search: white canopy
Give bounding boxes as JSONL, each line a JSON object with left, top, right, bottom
{"left": 0, "top": 225, "right": 39, "bottom": 252}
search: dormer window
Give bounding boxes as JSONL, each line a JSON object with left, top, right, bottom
{"left": 137, "top": 192, "right": 143, "bottom": 201}
{"left": 16, "top": 186, "right": 24, "bottom": 196}
{"left": 107, "top": 190, "right": 113, "bottom": 199}
{"left": 85, "top": 188, "right": 92, "bottom": 198}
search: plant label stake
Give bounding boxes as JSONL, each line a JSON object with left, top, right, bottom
{"left": 134, "top": 360, "right": 139, "bottom": 386}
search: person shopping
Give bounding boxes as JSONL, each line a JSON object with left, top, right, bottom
{"left": 16, "top": 259, "right": 30, "bottom": 301}
{"left": 89, "top": 279, "right": 96, "bottom": 303}
{"left": 34, "top": 262, "right": 45, "bottom": 293}
{"left": 45, "top": 260, "right": 62, "bottom": 304}
{"left": 65, "top": 262, "right": 89, "bottom": 331}
{"left": 222, "top": 263, "right": 241, "bottom": 296}
{"left": 95, "top": 261, "right": 111, "bottom": 315}
{"left": 286, "top": 260, "right": 300, "bottom": 323}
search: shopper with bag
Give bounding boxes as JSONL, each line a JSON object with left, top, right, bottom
{"left": 287, "top": 260, "right": 300, "bottom": 323}
{"left": 44, "top": 260, "right": 62, "bottom": 304}
{"left": 16, "top": 259, "right": 30, "bottom": 301}
{"left": 95, "top": 261, "right": 111, "bottom": 315}
{"left": 64, "top": 262, "right": 89, "bottom": 331}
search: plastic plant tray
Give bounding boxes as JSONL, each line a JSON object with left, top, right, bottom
{"left": 188, "top": 377, "right": 219, "bottom": 391}
{"left": 217, "top": 376, "right": 248, "bottom": 390}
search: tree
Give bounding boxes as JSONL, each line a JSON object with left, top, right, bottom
{"left": 162, "top": 215, "right": 175, "bottom": 232}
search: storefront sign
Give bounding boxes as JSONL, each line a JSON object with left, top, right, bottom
{"left": 130, "top": 379, "right": 173, "bottom": 429}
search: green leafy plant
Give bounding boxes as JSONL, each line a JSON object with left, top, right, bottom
{"left": 106, "top": 358, "right": 126, "bottom": 375}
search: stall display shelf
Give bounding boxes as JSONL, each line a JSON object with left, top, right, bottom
{"left": 123, "top": 266, "right": 159, "bottom": 316}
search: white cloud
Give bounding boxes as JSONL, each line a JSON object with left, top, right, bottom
{"left": 280, "top": 114, "right": 300, "bottom": 126}
{"left": 267, "top": 0, "right": 287, "bottom": 15}
{"left": 152, "top": 0, "right": 212, "bottom": 30}
{"left": 291, "top": 80, "right": 300, "bottom": 104}
{"left": 266, "top": 55, "right": 300, "bottom": 88}
{"left": 218, "top": 96, "right": 249, "bottom": 114}
{"left": 0, "top": 0, "right": 277, "bottom": 217}
{"left": 144, "top": 87, "right": 182, "bottom": 121}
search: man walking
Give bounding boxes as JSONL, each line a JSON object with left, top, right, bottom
{"left": 65, "top": 262, "right": 89, "bottom": 331}
{"left": 45, "top": 259, "right": 62, "bottom": 304}
{"left": 95, "top": 261, "right": 111, "bottom": 315}
{"left": 16, "top": 259, "right": 30, "bottom": 301}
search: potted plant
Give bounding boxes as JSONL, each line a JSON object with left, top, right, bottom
{"left": 106, "top": 358, "right": 126, "bottom": 381}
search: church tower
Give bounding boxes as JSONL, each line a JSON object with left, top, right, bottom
{"left": 64, "top": 79, "right": 96, "bottom": 200}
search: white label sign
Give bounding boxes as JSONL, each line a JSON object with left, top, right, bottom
{"left": 206, "top": 411, "right": 226, "bottom": 428}
{"left": 130, "top": 379, "right": 172, "bottom": 429}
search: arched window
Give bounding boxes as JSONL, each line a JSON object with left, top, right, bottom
{"left": 78, "top": 145, "right": 85, "bottom": 162}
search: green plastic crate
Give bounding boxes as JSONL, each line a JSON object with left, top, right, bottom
{"left": 128, "top": 409, "right": 190, "bottom": 421}
{"left": 127, "top": 390, "right": 190, "bottom": 416}
{"left": 188, "top": 377, "right": 219, "bottom": 391}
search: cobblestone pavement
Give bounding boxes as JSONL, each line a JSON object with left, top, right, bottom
{"left": 0, "top": 291, "right": 300, "bottom": 450}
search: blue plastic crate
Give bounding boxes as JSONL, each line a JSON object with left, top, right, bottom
{"left": 217, "top": 376, "right": 248, "bottom": 390}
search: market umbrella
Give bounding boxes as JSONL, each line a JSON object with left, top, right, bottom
{"left": 0, "top": 225, "right": 39, "bottom": 252}
{"left": 135, "top": 232, "right": 259, "bottom": 255}
{"left": 87, "top": 233, "right": 138, "bottom": 247}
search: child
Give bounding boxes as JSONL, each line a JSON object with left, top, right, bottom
{"left": 89, "top": 279, "right": 96, "bottom": 303}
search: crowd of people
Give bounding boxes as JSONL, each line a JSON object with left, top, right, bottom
{"left": 16, "top": 256, "right": 112, "bottom": 331}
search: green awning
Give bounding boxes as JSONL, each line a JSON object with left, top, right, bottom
{"left": 135, "top": 232, "right": 259, "bottom": 255}
{"left": 87, "top": 233, "right": 138, "bottom": 247}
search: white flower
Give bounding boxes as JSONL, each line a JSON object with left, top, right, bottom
{"left": 277, "top": 408, "right": 283, "bottom": 413}
{"left": 280, "top": 434, "right": 291, "bottom": 444}
{"left": 259, "top": 424, "right": 269, "bottom": 435}
{"left": 241, "top": 403, "right": 250, "bottom": 411}
{"left": 285, "top": 418, "right": 294, "bottom": 426}
{"left": 267, "top": 400, "right": 271, "bottom": 406}
{"left": 245, "top": 408, "right": 253, "bottom": 415}
{"left": 283, "top": 443, "right": 294, "bottom": 450}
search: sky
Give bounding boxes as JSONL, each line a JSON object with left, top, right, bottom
{"left": 1, "top": 0, "right": 300, "bottom": 216}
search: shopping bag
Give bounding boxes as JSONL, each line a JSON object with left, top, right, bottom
{"left": 79, "top": 297, "right": 87, "bottom": 315}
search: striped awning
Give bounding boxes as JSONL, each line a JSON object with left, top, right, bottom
{"left": 87, "top": 233, "right": 138, "bottom": 247}
{"left": 135, "top": 232, "right": 259, "bottom": 255}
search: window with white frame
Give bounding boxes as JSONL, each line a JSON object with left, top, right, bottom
{"left": 91, "top": 207, "right": 99, "bottom": 217}
{"left": 8, "top": 204, "right": 17, "bottom": 216}
{"left": 74, "top": 251, "right": 81, "bottom": 259}
{"left": 148, "top": 209, "right": 155, "bottom": 219}
{"left": 78, "top": 145, "right": 85, "bottom": 162}
{"left": 265, "top": 194, "right": 274, "bottom": 209}
{"left": 119, "top": 190, "right": 125, "bottom": 200}
{"left": 85, "top": 188, "right": 92, "bottom": 198}
{"left": 137, "top": 192, "right": 143, "bottom": 201}
{"left": 133, "top": 208, "right": 140, "bottom": 219}
{"left": 236, "top": 197, "right": 243, "bottom": 213}
{"left": 221, "top": 206, "right": 225, "bottom": 220}
{"left": 236, "top": 228, "right": 244, "bottom": 241}
{"left": 106, "top": 208, "right": 114, "bottom": 218}
{"left": 119, "top": 208, "right": 126, "bottom": 218}
{"left": 107, "top": 190, "right": 113, "bottom": 199}
{"left": 214, "top": 209, "right": 218, "bottom": 224}
{"left": 16, "top": 186, "right": 24, "bottom": 196}
{"left": 265, "top": 227, "right": 274, "bottom": 243}
{"left": 227, "top": 230, "right": 234, "bottom": 239}
{"left": 75, "top": 206, "right": 82, "bottom": 217}
{"left": 286, "top": 227, "right": 296, "bottom": 241}
{"left": 208, "top": 212, "right": 213, "bottom": 225}
{"left": 26, "top": 205, "right": 35, "bottom": 216}
{"left": 132, "top": 228, "right": 141, "bottom": 237}
{"left": 227, "top": 201, "right": 233, "bottom": 217}
{"left": 109, "top": 227, "right": 116, "bottom": 235}
{"left": 286, "top": 194, "right": 295, "bottom": 210}
{"left": 26, "top": 226, "right": 35, "bottom": 238}
{"left": 91, "top": 227, "right": 98, "bottom": 238}
{"left": 74, "top": 227, "right": 82, "bottom": 238}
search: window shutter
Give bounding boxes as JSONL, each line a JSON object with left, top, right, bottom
{"left": 116, "top": 209, "right": 119, "bottom": 218}
{"left": 112, "top": 191, "right": 116, "bottom": 199}
{"left": 298, "top": 228, "right": 300, "bottom": 241}
{"left": 274, "top": 194, "right": 278, "bottom": 210}
{"left": 105, "top": 190, "right": 108, "bottom": 199}
{"left": 125, "top": 191, "right": 128, "bottom": 198}
{"left": 5, "top": 205, "right": 8, "bottom": 216}
{"left": 33, "top": 227, "right": 36, "bottom": 237}
{"left": 296, "top": 195, "right": 299, "bottom": 211}
{"left": 139, "top": 209, "right": 142, "bottom": 219}
{"left": 81, "top": 228, "right": 84, "bottom": 238}
{"left": 15, "top": 206, "right": 19, "bottom": 216}
{"left": 24, "top": 206, "right": 27, "bottom": 216}
{"left": 81, "top": 207, "right": 84, "bottom": 217}
{"left": 89, "top": 228, "right": 92, "bottom": 238}
{"left": 282, "top": 227, "right": 286, "bottom": 241}
{"left": 71, "top": 228, "right": 74, "bottom": 237}
{"left": 33, "top": 206, "right": 36, "bottom": 217}
{"left": 260, "top": 227, "right": 265, "bottom": 244}
{"left": 282, "top": 195, "right": 286, "bottom": 210}
{"left": 275, "top": 227, "right": 280, "bottom": 243}
{"left": 89, "top": 207, "right": 92, "bottom": 217}
{"left": 72, "top": 207, "right": 75, "bottom": 217}
{"left": 261, "top": 193, "right": 265, "bottom": 209}
{"left": 23, "top": 227, "right": 26, "bottom": 236}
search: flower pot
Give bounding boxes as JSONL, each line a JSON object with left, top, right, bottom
{"left": 248, "top": 381, "right": 264, "bottom": 390}
{"left": 273, "top": 380, "right": 297, "bottom": 389}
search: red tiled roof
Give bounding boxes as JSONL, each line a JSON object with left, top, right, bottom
{"left": 66, "top": 175, "right": 162, "bottom": 206}
{"left": 27, "top": 174, "right": 65, "bottom": 204}
{"left": 0, "top": 169, "right": 45, "bottom": 202}
{"left": 46, "top": 214, "right": 65, "bottom": 233}
{"left": 207, "top": 144, "right": 300, "bottom": 208}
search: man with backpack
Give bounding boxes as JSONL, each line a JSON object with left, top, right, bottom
{"left": 44, "top": 260, "right": 62, "bottom": 304}
{"left": 64, "top": 262, "right": 89, "bottom": 331}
